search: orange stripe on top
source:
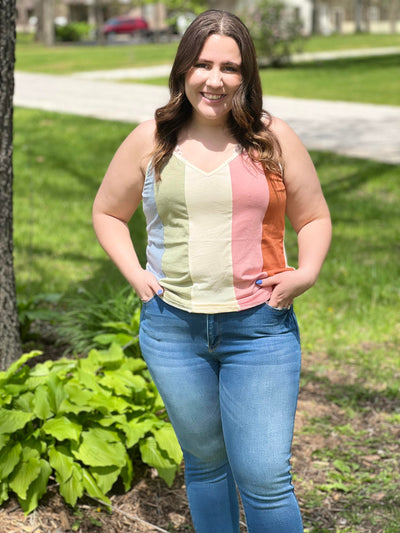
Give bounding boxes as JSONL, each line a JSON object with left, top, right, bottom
{"left": 262, "top": 170, "right": 294, "bottom": 277}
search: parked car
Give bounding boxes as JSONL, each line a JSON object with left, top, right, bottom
{"left": 102, "top": 16, "right": 149, "bottom": 38}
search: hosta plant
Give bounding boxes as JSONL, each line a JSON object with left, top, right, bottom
{"left": 0, "top": 344, "right": 182, "bottom": 514}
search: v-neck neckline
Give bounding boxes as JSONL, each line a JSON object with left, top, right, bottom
{"left": 173, "top": 145, "right": 242, "bottom": 176}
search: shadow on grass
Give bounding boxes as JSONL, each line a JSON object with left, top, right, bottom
{"left": 15, "top": 203, "right": 147, "bottom": 297}
{"left": 301, "top": 369, "right": 400, "bottom": 413}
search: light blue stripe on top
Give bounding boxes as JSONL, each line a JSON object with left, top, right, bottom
{"left": 142, "top": 165, "right": 165, "bottom": 280}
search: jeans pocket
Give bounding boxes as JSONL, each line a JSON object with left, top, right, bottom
{"left": 264, "top": 301, "right": 291, "bottom": 313}
{"left": 142, "top": 294, "right": 157, "bottom": 305}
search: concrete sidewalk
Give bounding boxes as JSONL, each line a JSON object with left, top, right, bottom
{"left": 14, "top": 70, "right": 400, "bottom": 164}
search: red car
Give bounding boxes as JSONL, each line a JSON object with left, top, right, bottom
{"left": 102, "top": 16, "right": 149, "bottom": 37}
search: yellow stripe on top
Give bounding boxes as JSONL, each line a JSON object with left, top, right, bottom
{"left": 154, "top": 155, "right": 193, "bottom": 307}
{"left": 185, "top": 164, "right": 238, "bottom": 312}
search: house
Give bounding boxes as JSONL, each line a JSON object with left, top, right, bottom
{"left": 234, "top": 0, "right": 400, "bottom": 35}
{"left": 304, "top": 0, "right": 400, "bottom": 34}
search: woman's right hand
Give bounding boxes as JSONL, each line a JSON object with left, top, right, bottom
{"left": 132, "top": 269, "right": 164, "bottom": 303}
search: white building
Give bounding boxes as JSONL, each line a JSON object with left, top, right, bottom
{"left": 230, "top": 0, "right": 400, "bottom": 35}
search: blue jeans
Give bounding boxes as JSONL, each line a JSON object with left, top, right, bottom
{"left": 139, "top": 296, "right": 303, "bottom": 533}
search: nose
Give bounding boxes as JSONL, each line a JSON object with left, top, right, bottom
{"left": 206, "top": 67, "right": 223, "bottom": 88}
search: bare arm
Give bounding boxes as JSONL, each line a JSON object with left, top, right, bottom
{"left": 261, "top": 118, "right": 332, "bottom": 308}
{"left": 92, "top": 120, "right": 163, "bottom": 301}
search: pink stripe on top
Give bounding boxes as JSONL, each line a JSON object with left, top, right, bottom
{"left": 229, "top": 154, "right": 273, "bottom": 308}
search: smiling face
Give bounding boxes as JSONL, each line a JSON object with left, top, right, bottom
{"left": 184, "top": 34, "right": 243, "bottom": 126}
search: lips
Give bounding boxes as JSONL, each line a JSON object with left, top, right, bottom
{"left": 202, "top": 92, "right": 226, "bottom": 101}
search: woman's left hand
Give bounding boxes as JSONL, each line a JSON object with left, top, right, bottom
{"left": 257, "top": 269, "right": 316, "bottom": 309}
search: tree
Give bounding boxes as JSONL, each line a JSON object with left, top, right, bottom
{"left": 354, "top": 0, "right": 363, "bottom": 33}
{"left": 0, "top": 0, "right": 22, "bottom": 371}
{"left": 35, "top": 0, "right": 55, "bottom": 46}
{"left": 163, "top": 0, "right": 208, "bottom": 14}
{"left": 311, "top": 0, "right": 320, "bottom": 34}
{"left": 241, "top": 0, "right": 305, "bottom": 67}
{"left": 387, "top": 0, "right": 400, "bottom": 33}
{"left": 93, "top": 0, "right": 106, "bottom": 44}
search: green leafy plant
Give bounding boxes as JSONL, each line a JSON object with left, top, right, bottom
{"left": 55, "top": 22, "right": 92, "bottom": 42}
{"left": 242, "top": 0, "right": 306, "bottom": 66}
{"left": 56, "top": 286, "right": 142, "bottom": 357}
{"left": 0, "top": 345, "right": 182, "bottom": 514}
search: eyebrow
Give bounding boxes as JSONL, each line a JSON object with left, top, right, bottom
{"left": 223, "top": 61, "right": 241, "bottom": 68}
{"left": 196, "top": 58, "right": 242, "bottom": 68}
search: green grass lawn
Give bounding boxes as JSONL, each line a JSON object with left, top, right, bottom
{"left": 13, "top": 108, "right": 400, "bottom": 531}
{"left": 13, "top": 109, "right": 137, "bottom": 295}
{"left": 15, "top": 40, "right": 179, "bottom": 74}
{"left": 301, "top": 32, "right": 400, "bottom": 52}
{"left": 260, "top": 54, "right": 400, "bottom": 105}
{"left": 16, "top": 32, "right": 400, "bottom": 74}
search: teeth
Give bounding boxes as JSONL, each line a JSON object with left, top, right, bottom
{"left": 203, "top": 93, "right": 224, "bottom": 100}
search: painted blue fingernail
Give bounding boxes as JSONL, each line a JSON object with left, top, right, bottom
{"left": 255, "top": 280, "right": 263, "bottom": 285}
{"left": 157, "top": 289, "right": 163, "bottom": 295}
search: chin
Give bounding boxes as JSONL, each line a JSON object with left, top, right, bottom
{"left": 197, "top": 107, "right": 229, "bottom": 122}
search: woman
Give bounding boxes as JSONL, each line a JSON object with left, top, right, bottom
{"left": 93, "top": 10, "right": 331, "bottom": 533}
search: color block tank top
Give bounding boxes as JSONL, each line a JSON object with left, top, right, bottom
{"left": 142, "top": 147, "right": 293, "bottom": 313}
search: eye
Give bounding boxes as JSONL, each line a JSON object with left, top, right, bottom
{"left": 223, "top": 64, "right": 240, "bottom": 73}
{"left": 194, "top": 62, "right": 210, "bottom": 69}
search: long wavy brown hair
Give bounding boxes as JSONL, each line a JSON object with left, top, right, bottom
{"left": 151, "top": 10, "right": 282, "bottom": 178}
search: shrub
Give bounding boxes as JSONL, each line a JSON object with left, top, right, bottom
{"left": 0, "top": 344, "right": 182, "bottom": 514}
{"left": 55, "top": 22, "right": 92, "bottom": 42}
{"left": 242, "top": 0, "right": 306, "bottom": 66}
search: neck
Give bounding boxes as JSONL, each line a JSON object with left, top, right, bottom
{"left": 183, "top": 118, "right": 235, "bottom": 145}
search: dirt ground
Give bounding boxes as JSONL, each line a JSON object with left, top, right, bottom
{"left": 0, "top": 351, "right": 398, "bottom": 533}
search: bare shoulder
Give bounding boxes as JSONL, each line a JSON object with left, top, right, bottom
{"left": 264, "top": 115, "right": 318, "bottom": 190}
{"left": 268, "top": 115, "right": 288, "bottom": 132}
{"left": 101, "top": 119, "right": 156, "bottom": 196}
{"left": 268, "top": 116, "right": 303, "bottom": 148}
{"left": 121, "top": 119, "right": 156, "bottom": 171}
{"left": 134, "top": 118, "right": 157, "bottom": 141}
{"left": 267, "top": 116, "right": 311, "bottom": 168}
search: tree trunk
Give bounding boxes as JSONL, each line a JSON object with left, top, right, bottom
{"left": 35, "top": 0, "right": 55, "bottom": 46}
{"left": 311, "top": 0, "right": 320, "bottom": 34}
{"left": 355, "top": 0, "right": 363, "bottom": 33}
{"left": 94, "top": 0, "right": 106, "bottom": 45}
{"left": 388, "top": 1, "right": 399, "bottom": 33}
{"left": 0, "top": 0, "right": 22, "bottom": 371}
